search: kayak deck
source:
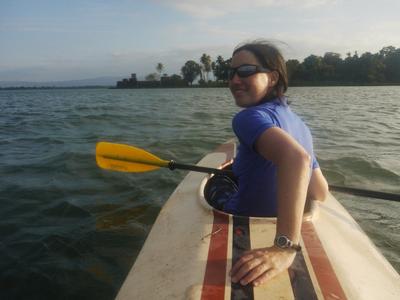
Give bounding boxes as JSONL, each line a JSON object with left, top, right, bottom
{"left": 116, "top": 141, "right": 400, "bottom": 299}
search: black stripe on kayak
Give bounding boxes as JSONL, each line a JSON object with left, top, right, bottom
{"left": 231, "top": 216, "right": 254, "bottom": 300}
{"left": 288, "top": 250, "right": 319, "bottom": 300}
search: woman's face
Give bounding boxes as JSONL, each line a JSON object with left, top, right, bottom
{"left": 229, "top": 50, "right": 276, "bottom": 108}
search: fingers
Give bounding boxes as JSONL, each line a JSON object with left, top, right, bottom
{"left": 229, "top": 247, "right": 296, "bottom": 286}
{"left": 253, "top": 268, "right": 279, "bottom": 286}
{"left": 230, "top": 249, "right": 268, "bottom": 277}
{"left": 237, "top": 262, "right": 269, "bottom": 286}
{"left": 229, "top": 253, "right": 254, "bottom": 277}
{"left": 231, "top": 260, "right": 263, "bottom": 284}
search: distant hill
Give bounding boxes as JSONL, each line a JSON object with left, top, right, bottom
{"left": 0, "top": 76, "right": 122, "bottom": 88}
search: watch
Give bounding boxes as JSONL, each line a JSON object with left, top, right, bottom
{"left": 274, "top": 235, "right": 302, "bottom": 252}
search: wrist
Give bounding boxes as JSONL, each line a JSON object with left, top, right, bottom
{"left": 272, "top": 245, "right": 297, "bottom": 255}
{"left": 274, "top": 234, "right": 302, "bottom": 252}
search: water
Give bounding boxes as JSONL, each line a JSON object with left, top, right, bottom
{"left": 1, "top": 87, "right": 399, "bottom": 299}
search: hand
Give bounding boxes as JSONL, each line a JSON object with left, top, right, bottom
{"left": 230, "top": 246, "right": 296, "bottom": 287}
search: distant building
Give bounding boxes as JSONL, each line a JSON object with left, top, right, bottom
{"left": 117, "top": 73, "right": 138, "bottom": 88}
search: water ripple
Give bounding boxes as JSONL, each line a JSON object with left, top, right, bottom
{"left": 1, "top": 87, "right": 399, "bottom": 298}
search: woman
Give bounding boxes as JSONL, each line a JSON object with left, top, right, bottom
{"left": 224, "top": 41, "right": 329, "bottom": 287}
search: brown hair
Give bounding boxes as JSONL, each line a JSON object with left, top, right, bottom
{"left": 233, "top": 40, "right": 288, "bottom": 99}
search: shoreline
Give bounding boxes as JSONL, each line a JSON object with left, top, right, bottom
{"left": 2, "top": 83, "right": 400, "bottom": 90}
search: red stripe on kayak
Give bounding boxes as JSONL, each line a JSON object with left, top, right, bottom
{"left": 201, "top": 211, "right": 229, "bottom": 300}
{"left": 301, "top": 221, "right": 347, "bottom": 300}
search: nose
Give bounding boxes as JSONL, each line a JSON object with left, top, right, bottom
{"left": 230, "top": 73, "right": 241, "bottom": 83}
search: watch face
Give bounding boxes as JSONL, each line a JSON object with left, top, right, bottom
{"left": 277, "top": 236, "right": 288, "bottom": 247}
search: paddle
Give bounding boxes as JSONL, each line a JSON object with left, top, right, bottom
{"left": 328, "top": 185, "right": 399, "bottom": 202}
{"left": 96, "top": 142, "right": 400, "bottom": 202}
{"left": 96, "top": 141, "right": 233, "bottom": 176}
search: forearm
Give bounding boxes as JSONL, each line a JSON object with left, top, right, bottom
{"left": 232, "top": 127, "right": 312, "bottom": 286}
{"left": 276, "top": 151, "right": 311, "bottom": 243}
{"left": 307, "top": 168, "right": 329, "bottom": 201}
{"left": 230, "top": 152, "right": 310, "bottom": 287}
{"left": 254, "top": 127, "right": 312, "bottom": 243}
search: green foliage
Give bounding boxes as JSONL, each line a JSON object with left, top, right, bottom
{"left": 117, "top": 46, "right": 400, "bottom": 88}
{"left": 382, "top": 47, "right": 400, "bottom": 83}
{"left": 200, "top": 53, "right": 212, "bottom": 81}
{"left": 288, "top": 46, "right": 400, "bottom": 85}
{"left": 161, "top": 74, "right": 187, "bottom": 87}
{"left": 286, "top": 59, "right": 300, "bottom": 81}
{"left": 156, "top": 63, "right": 164, "bottom": 76}
{"left": 181, "top": 60, "right": 202, "bottom": 85}
{"left": 212, "top": 56, "right": 231, "bottom": 82}
{"left": 145, "top": 73, "right": 159, "bottom": 81}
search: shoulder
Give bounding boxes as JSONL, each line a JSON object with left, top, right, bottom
{"left": 234, "top": 107, "right": 266, "bottom": 125}
{"left": 233, "top": 102, "right": 277, "bottom": 127}
{"left": 232, "top": 104, "right": 279, "bottom": 148}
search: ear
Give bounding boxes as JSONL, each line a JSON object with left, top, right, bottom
{"left": 269, "top": 71, "right": 279, "bottom": 86}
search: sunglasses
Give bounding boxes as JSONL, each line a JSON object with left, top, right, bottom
{"left": 228, "top": 64, "right": 271, "bottom": 80}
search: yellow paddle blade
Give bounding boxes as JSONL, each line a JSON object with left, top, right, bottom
{"left": 96, "top": 142, "right": 170, "bottom": 173}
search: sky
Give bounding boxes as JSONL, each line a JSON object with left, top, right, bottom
{"left": 1, "top": 0, "right": 400, "bottom": 82}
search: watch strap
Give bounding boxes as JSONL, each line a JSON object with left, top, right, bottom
{"left": 274, "top": 234, "right": 302, "bottom": 252}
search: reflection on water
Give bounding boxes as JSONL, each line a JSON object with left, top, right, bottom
{"left": 0, "top": 87, "right": 399, "bottom": 298}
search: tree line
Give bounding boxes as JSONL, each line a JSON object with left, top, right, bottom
{"left": 287, "top": 46, "right": 400, "bottom": 85}
{"left": 145, "top": 54, "right": 232, "bottom": 86}
{"left": 141, "top": 54, "right": 221, "bottom": 87}
{"left": 118, "top": 45, "right": 400, "bottom": 88}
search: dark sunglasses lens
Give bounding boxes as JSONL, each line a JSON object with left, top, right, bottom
{"left": 237, "top": 65, "right": 257, "bottom": 77}
{"left": 229, "top": 65, "right": 259, "bottom": 79}
{"left": 228, "top": 68, "right": 236, "bottom": 79}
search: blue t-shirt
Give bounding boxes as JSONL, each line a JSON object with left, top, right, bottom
{"left": 224, "top": 98, "right": 319, "bottom": 217}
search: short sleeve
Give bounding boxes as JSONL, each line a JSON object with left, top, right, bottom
{"left": 232, "top": 108, "right": 276, "bottom": 149}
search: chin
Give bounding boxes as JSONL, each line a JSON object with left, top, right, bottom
{"left": 234, "top": 97, "right": 245, "bottom": 107}
{"left": 235, "top": 97, "right": 254, "bottom": 108}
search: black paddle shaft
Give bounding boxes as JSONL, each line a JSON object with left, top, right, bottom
{"left": 168, "top": 161, "right": 234, "bottom": 176}
{"left": 168, "top": 160, "right": 399, "bottom": 202}
{"left": 329, "top": 185, "right": 400, "bottom": 202}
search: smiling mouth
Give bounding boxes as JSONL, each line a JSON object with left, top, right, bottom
{"left": 233, "top": 89, "right": 246, "bottom": 95}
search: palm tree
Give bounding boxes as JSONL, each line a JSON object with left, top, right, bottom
{"left": 156, "top": 63, "right": 164, "bottom": 84}
{"left": 200, "top": 54, "right": 212, "bottom": 82}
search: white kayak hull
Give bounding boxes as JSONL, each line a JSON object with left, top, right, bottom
{"left": 116, "top": 141, "right": 400, "bottom": 299}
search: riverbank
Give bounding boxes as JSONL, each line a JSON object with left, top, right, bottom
{"left": 2, "top": 82, "right": 400, "bottom": 90}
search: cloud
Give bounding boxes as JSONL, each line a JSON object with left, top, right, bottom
{"left": 153, "top": 0, "right": 337, "bottom": 18}
{"left": 273, "top": 20, "right": 400, "bottom": 61}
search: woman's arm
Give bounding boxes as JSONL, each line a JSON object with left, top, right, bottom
{"left": 230, "top": 126, "right": 311, "bottom": 286}
{"left": 257, "top": 127, "right": 310, "bottom": 245}
{"left": 307, "top": 168, "right": 329, "bottom": 201}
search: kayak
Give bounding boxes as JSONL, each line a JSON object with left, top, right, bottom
{"left": 116, "top": 140, "right": 400, "bottom": 299}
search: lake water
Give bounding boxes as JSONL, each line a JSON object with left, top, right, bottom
{"left": 1, "top": 86, "right": 399, "bottom": 299}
